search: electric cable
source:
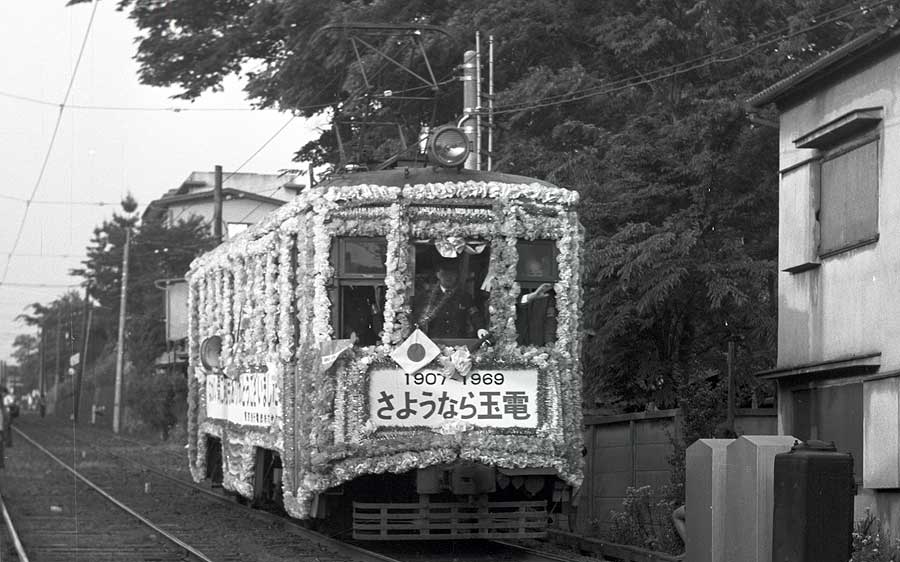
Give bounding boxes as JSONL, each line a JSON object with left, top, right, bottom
{"left": 0, "top": 0, "right": 100, "bottom": 288}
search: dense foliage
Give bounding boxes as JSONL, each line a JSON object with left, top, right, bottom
{"left": 57, "top": 0, "right": 898, "bottom": 412}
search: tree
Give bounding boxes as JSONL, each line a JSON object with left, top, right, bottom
{"left": 67, "top": 0, "right": 899, "bottom": 411}
{"left": 16, "top": 291, "right": 90, "bottom": 388}
{"left": 72, "top": 212, "right": 216, "bottom": 375}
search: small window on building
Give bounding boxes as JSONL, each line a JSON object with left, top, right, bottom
{"left": 226, "top": 222, "right": 250, "bottom": 240}
{"left": 411, "top": 242, "right": 490, "bottom": 341}
{"left": 794, "top": 108, "right": 882, "bottom": 258}
{"left": 330, "top": 238, "right": 387, "bottom": 346}
{"left": 516, "top": 240, "right": 558, "bottom": 346}
{"left": 818, "top": 138, "right": 879, "bottom": 256}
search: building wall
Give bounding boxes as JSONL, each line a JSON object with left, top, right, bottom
{"left": 165, "top": 198, "right": 283, "bottom": 237}
{"left": 776, "top": 61, "right": 900, "bottom": 367}
{"left": 775, "top": 50, "right": 900, "bottom": 525}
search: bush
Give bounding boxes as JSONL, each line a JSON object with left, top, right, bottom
{"left": 852, "top": 510, "right": 900, "bottom": 562}
{"left": 603, "top": 485, "right": 683, "bottom": 554}
{"left": 126, "top": 370, "right": 186, "bottom": 440}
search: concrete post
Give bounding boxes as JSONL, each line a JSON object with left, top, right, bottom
{"left": 724, "top": 435, "right": 797, "bottom": 562}
{"left": 686, "top": 438, "right": 734, "bottom": 562}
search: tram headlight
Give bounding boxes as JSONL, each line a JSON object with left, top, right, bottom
{"left": 428, "top": 126, "right": 471, "bottom": 167}
{"left": 199, "top": 335, "right": 222, "bottom": 372}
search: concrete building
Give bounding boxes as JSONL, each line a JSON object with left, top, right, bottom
{"left": 748, "top": 20, "right": 900, "bottom": 523}
{"left": 143, "top": 170, "right": 304, "bottom": 240}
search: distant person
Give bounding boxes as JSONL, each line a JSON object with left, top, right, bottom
{"left": 3, "top": 388, "right": 14, "bottom": 447}
{"left": 0, "top": 389, "right": 7, "bottom": 468}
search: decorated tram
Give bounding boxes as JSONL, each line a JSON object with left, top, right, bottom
{"left": 186, "top": 135, "right": 584, "bottom": 539}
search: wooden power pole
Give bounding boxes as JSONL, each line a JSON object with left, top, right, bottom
{"left": 214, "top": 165, "right": 223, "bottom": 242}
{"left": 113, "top": 227, "right": 131, "bottom": 433}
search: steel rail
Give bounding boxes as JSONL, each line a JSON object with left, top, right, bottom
{"left": 23, "top": 424, "right": 405, "bottom": 562}
{"left": 0, "top": 492, "right": 29, "bottom": 561}
{"left": 14, "top": 427, "right": 217, "bottom": 562}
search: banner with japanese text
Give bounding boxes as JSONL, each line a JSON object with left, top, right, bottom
{"left": 205, "top": 367, "right": 281, "bottom": 427}
{"left": 368, "top": 368, "right": 538, "bottom": 428}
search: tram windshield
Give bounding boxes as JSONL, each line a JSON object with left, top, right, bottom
{"left": 332, "top": 238, "right": 387, "bottom": 346}
{"left": 516, "top": 240, "right": 558, "bottom": 346}
{"left": 411, "top": 242, "right": 490, "bottom": 340}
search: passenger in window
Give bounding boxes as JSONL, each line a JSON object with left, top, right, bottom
{"left": 416, "top": 260, "right": 488, "bottom": 340}
{"left": 341, "top": 285, "right": 383, "bottom": 346}
{"left": 516, "top": 283, "right": 557, "bottom": 346}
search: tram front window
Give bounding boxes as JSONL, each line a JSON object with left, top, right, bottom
{"left": 516, "top": 240, "right": 558, "bottom": 346}
{"left": 412, "top": 243, "right": 490, "bottom": 341}
{"left": 340, "top": 285, "right": 384, "bottom": 346}
{"left": 331, "top": 237, "right": 387, "bottom": 346}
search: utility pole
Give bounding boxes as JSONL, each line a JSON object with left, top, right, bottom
{"left": 55, "top": 311, "right": 62, "bottom": 383}
{"left": 213, "top": 165, "right": 223, "bottom": 243}
{"left": 38, "top": 325, "right": 44, "bottom": 397}
{"left": 113, "top": 227, "right": 131, "bottom": 433}
{"left": 461, "top": 50, "right": 478, "bottom": 171}
{"left": 74, "top": 286, "right": 91, "bottom": 423}
{"left": 726, "top": 340, "right": 735, "bottom": 433}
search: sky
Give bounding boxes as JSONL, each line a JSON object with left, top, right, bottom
{"left": 0, "top": 3, "right": 327, "bottom": 364}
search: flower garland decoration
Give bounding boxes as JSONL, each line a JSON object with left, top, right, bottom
{"left": 311, "top": 208, "right": 334, "bottom": 343}
{"left": 264, "top": 237, "right": 279, "bottom": 361}
{"left": 381, "top": 203, "right": 409, "bottom": 347}
{"left": 186, "top": 174, "right": 584, "bottom": 512}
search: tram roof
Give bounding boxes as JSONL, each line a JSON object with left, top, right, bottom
{"left": 190, "top": 167, "right": 579, "bottom": 273}
{"left": 317, "top": 167, "right": 561, "bottom": 189}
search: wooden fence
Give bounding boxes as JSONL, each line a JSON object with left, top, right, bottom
{"left": 575, "top": 407, "right": 777, "bottom": 534}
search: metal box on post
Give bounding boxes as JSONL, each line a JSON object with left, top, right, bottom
{"left": 772, "top": 440, "right": 855, "bottom": 562}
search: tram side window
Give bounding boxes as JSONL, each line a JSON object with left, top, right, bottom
{"left": 331, "top": 238, "right": 387, "bottom": 346}
{"left": 411, "top": 242, "right": 490, "bottom": 341}
{"left": 516, "top": 240, "right": 558, "bottom": 346}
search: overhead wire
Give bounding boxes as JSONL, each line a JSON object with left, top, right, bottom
{"left": 0, "top": 0, "right": 888, "bottom": 294}
{"left": 0, "top": 0, "right": 100, "bottom": 288}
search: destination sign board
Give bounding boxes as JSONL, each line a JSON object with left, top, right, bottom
{"left": 205, "top": 368, "right": 281, "bottom": 427}
{"left": 368, "top": 368, "right": 538, "bottom": 429}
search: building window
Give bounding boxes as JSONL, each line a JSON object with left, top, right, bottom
{"left": 818, "top": 136, "right": 879, "bottom": 256}
{"left": 516, "top": 240, "right": 558, "bottom": 346}
{"left": 794, "top": 108, "right": 882, "bottom": 258}
{"left": 411, "top": 242, "right": 490, "bottom": 341}
{"left": 330, "top": 238, "right": 387, "bottom": 346}
{"left": 226, "top": 222, "right": 250, "bottom": 240}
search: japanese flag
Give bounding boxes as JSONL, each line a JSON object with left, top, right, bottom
{"left": 391, "top": 329, "right": 440, "bottom": 375}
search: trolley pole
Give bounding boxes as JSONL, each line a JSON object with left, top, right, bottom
{"left": 113, "top": 227, "right": 131, "bottom": 434}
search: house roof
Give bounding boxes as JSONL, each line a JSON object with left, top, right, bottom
{"left": 143, "top": 170, "right": 304, "bottom": 221}
{"left": 747, "top": 18, "right": 900, "bottom": 109}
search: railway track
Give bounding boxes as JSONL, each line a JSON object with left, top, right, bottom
{"left": 1, "top": 419, "right": 401, "bottom": 562}
{"left": 2, "top": 416, "right": 601, "bottom": 562}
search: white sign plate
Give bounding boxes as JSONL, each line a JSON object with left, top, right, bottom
{"left": 368, "top": 368, "right": 538, "bottom": 428}
{"left": 205, "top": 369, "right": 281, "bottom": 426}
